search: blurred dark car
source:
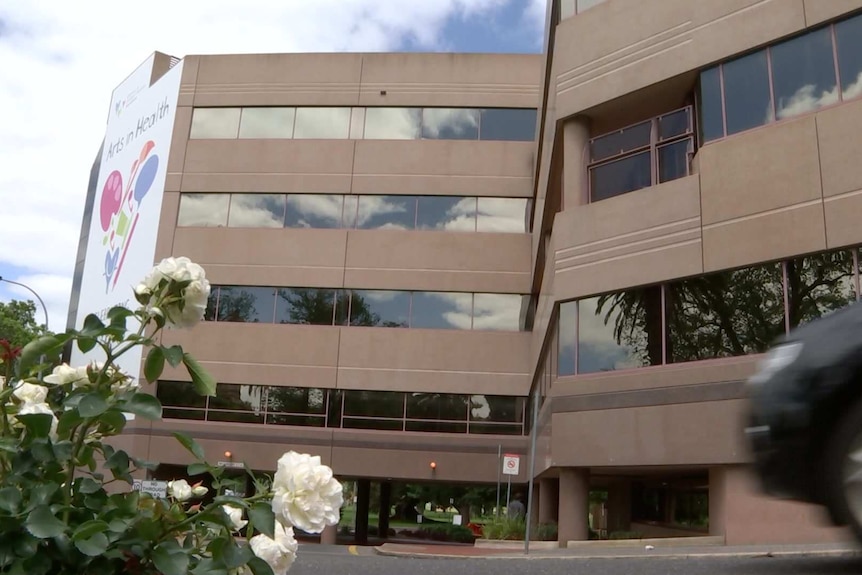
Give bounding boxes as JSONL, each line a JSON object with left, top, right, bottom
{"left": 746, "top": 300, "right": 862, "bottom": 542}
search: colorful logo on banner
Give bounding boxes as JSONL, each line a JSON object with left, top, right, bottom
{"left": 99, "top": 140, "right": 160, "bottom": 293}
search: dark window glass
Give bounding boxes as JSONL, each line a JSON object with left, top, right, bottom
{"left": 216, "top": 286, "right": 276, "bottom": 323}
{"left": 786, "top": 251, "right": 856, "bottom": 329}
{"left": 356, "top": 196, "right": 416, "bottom": 230}
{"left": 416, "top": 196, "right": 476, "bottom": 231}
{"left": 207, "top": 411, "right": 264, "bottom": 424}
{"left": 209, "top": 384, "right": 266, "bottom": 412}
{"left": 177, "top": 193, "right": 230, "bottom": 227}
{"left": 334, "top": 290, "right": 350, "bottom": 326}
{"left": 722, "top": 51, "right": 773, "bottom": 135}
{"left": 472, "top": 294, "right": 525, "bottom": 331}
{"left": 156, "top": 380, "right": 207, "bottom": 409}
{"left": 590, "top": 121, "right": 651, "bottom": 162}
{"left": 343, "top": 391, "right": 405, "bottom": 418}
{"left": 771, "top": 27, "right": 838, "bottom": 120}
{"left": 205, "top": 288, "right": 218, "bottom": 321}
{"left": 836, "top": 14, "right": 862, "bottom": 101}
{"left": 657, "top": 139, "right": 691, "bottom": 183}
{"left": 228, "top": 194, "right": 286, "bottom": 228}
{"left": 406, "top": 393, "right": 467, "bottom": 421}
{"left": 364, "top": 108, "right": 422, "bottom": 139}
{"left": 658, "top": 108, "right": 690, "bottom": 140}
{"left": 666, "top": 263, "right": 784, "bottom": 363}
{"left": 327, "top": 390, "right": 343, "bottom": 428}
{"left": 276, "top": 288, "right": 336, "bottom": 325}
{"left": 469, "top": 395, "right": 524, "bottom": 423}
{"left": 163, "top": 408, "right": 206, "bottom": 421}
{"left": 468, "top": 423, "right": 523, "bottom": 435}
{"left": 267, "top": 414, "right": 326, "bottom": 427}
{"left": 285, "top": 194, "right": 345, "bottom": 229}
{"left": 578, "top": 286, "right": 664, "bottom": 374}
{"left": 698, "top": 68, "right": 725, "bottom": 142}
{"left": 558, "top": 302, "right": 577, "bottom": 376}
{"left": 479, "top": 109, "right": 537, "bottom": 141}
{"left": 349, "top": 290, "right": 410, "bottom": 327}
{"left": 422, "top": 108, "right": 480, "bottom": 140}
{"left": 411, "top": 292, "right": 473, "bottom": 330}
{"left": 406, "top": 421, "right": 467, "bottom": 433}
{"left": 342, "top": 418, "right": 403, "bottom": 431}
{"left": 590, "top": 151, "right": 652, "bottom": 201}
{"left": 266, "top": 387, "right": 328, "bottom": 414}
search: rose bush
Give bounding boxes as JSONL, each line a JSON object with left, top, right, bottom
{"left": 0, "top": 257, "right": 342, "bottom": 575}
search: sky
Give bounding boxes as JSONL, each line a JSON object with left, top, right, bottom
{"left": 0, "top": 0, "right": 546, "bottom": 334}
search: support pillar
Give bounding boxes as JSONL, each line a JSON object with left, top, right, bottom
{"left": 558, "top": 468, "right": 590, "bottom": 545}
{"left": 355, "top": 479, "right": 370, "bottom": 545}
{"left": 320, "top": 524, "right": 337, "bottom": 545}
{"left": 538, "top": 478, "right": 559, "bottom": 525}
{"left": 606, "top": 479, "right": 631, "bottom": 534}
{"left": 709, "top": 467, "right": 727, "bottom": 539}
{"left": 562, "top": 116, "right": 591, "bottom": 209}
{"left": 378, "top": 481, "right": 392, "bottom": 539}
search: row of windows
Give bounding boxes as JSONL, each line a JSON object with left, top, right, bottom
{"left": 190, "top": 106, "right": 537, "bottom": 142}
{"left": 157, "top": 382, "right": 526, "bottom": 436}
{"left": 700, "top": 13, "right": 862, "bottom": 142}
{"left": 205, "top": 286, "right": 529, "bottom": 332}
{"left": 559, "top": 0, "right": 606, "bottom": 20}
{"left": 178, "top": 193, "right": 529, "bottom": 233}
{"left": 558, "top": 248, "right": 861, "bottom": 375}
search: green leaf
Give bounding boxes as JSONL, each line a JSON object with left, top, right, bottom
{"left": 144, "top": 347, "right": 166, "bottom": 383}
{"left": 0, "top": 487, "right": 21, "bottom": 513}
{"left": 52, "top": 440, "right": 74, "bottom": 463}
{"left": 76, "top": 337, "right": 97, "bottom": 354}
{"left": 24, "top": 506, "right": 65, "bottom": 539}
{"left": 74, "top": 532, "right": 109, "bottom": 556}
{"left": 29, "top": 483, "right": 58, "bottom": 507}
{"left": 187, "top": 462, "right": 209, "bottom": 476}
{"left": 80, "top": 314, "right": 106, "bottom": 336}
{"left": 18, "top": 335, "right": 61, "bottom": 377}
{"left": 172, "top": 431, "right": 205, "bottom": 461}
{"left": 108, "top": 306, "right": 133, "bottom": 326}
{"left": 16, "top": 414, "right": 53, "bottom": 439}
{"left": 163, "top": 345, "right": 184, "bottom": 368}
{"left": 222, "top": 540, "right": 253, "bottom": 569}
{"left": 72, "top": 520, "right": 109, "bottom": 541}
{"left": 0, "top": 438, "right": 17, "bottom": 454}
{"left": 192, "top": 558, "right": 229, "bottom": 575}
{"left": 183, "top": 353, "right": 216, "bottom": 397}
{"left": 78, "top": 478, "right": 102, "bottom": 495}
{"left": 78, "top": 393, "right": 108, "bottom": 418}
{"left": 56, "top": 409, "right": 84, "bottom": 438}
{"left": 248, "top": 503, "right": 276, "bottom": 539}
{"left": 247, "top": 556, "right": 275, "bottom": 575}
{"left": 152, "top": 543, "right": 189, "bottom": 575}
{"left": 122, "top": 394, "right": 162, "bottom": 420}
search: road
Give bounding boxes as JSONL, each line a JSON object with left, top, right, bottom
{"left": 291, "top": 545, "right": 862, "bottom": 575}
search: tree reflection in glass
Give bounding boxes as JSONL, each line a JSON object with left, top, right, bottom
{"left": 786, "top": 250, "right": 856, "bottom": 329}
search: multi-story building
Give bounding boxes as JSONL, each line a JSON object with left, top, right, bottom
{"left": 68, "top": 0, "right": 862, "bottom": 547}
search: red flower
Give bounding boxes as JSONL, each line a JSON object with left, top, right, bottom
{"left": 0, "top": 340, "right": 21, "bottom": 363}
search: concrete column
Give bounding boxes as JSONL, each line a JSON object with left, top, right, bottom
{"left": 606, "top": 479, "right": 632, "bottom": 534}
{"left": 558, "top": 468, "right": 590, "bottom": 545}
{"left": 562, "top": 115, "right": 591, "bottom": 209}
{"left": 538, "top": 478, "right": 559, "bottom": 524}
{"left": 709, "top": 467, "right": 727, "bottom": 539}
{"left": 355, "top": 479, "right": 370, "bottom": 545}
{"left": 530, "top": 481, "right": 541, "bottom": 527}
{"left": 320, "top": 524, "right": 337, "bottom": 545}
{"left": 378, "top": 481, "right": 392, "bottom": 538}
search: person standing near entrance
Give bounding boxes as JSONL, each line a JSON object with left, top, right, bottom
{"left": 507, "top": 492, "right": 525, "bottom": 519}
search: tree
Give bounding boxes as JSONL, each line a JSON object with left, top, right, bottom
{"left": 0, "top": 299, "right": 49, "bottom": 348}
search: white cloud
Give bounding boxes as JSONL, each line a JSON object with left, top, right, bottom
{"left": 0, "top": 0, "right": 542, "bottom": 333}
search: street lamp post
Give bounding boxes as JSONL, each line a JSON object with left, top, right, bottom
{"left": 0, "top": 276, "right": 50, "bottom": 377}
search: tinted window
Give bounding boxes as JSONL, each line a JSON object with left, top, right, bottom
{"left": 591, "top": 121, "right": 650, "bottom": 162}
{"left": 205, "top": 288, "right": 219, "bottom": 321}
{"left": 209, "top": 383, "right": 266, "bottom": 412}
{"left": 267, "top": 387, "right": 327, "bottom": 414}
{"left": 356, "top": 196, "right": 417, "bottom": 230}
{"left": 157, "top": 380, "right": 207, "bottom": 408}
{"left": 476, "top": 198, "right": 527, "bottom": 233}
{"left": 558, "top": 301, "right": 577, "bottom": 376}
{"left": 665, "top": 263, "right": 784, "bottom": 363}
{"left": 470, "top": 395, "right": 524, "bottom": 423}
{"left": 417, "top": 196, "right": 476, "bottom": 231}
{"left": 469, "top": 422, "right": 522, "bottom": 435}
{"left": 190, "top": 108, "right": 240, "bottom": 139}
{"left": 177, "top": 193, "right": 229, "bottom": 227}
{"left": 422, "top": 108, "right": 480, "bottom": 140}
{"left": 208, "top": 411, "right": 264, "bottom": 424}
{"left": 293, "top": 107, "right": 351, "bottom": 139}
{"left": 658, "top": 108, "right": 690, "bottom": 140}
{"left": 238, "top": 108, "right": 295, "bottom": 138}
{"left": 479, "top": 109, "right": 537, "bottom": 141}
{"left": 349, "top": 290, "right": 410, "bottom": 327}
{"left": 228, "top": 194, "right": 285, "bottom": 228}
{"left": 407, "top": 393, "right": 467, "bottom": 420}
{"left": 786, "top": 250, "right": 856, "bottom": 328}
{"left": 342, "top": 196, "right": 359, "bottom": 229}
{"left": 285, "top": 194, "right": 344, "bottom": 229}
{"left": 698, "top": 68, "right": 725, "bottom": 142}
{"left": 722, "top": 51, "right": 773, "bottom": 135}
{"left": 472, "top": 293, "right": 525, "bottom": 331}
{"left": 411, "top": 292, "right": 473, "bottom": 330}
{"left": 364, "top": 108, "right": 422, "bottom": 139}
{"left": 657, "top": 140, "right": 690, "bottom": 183}
{"left": 217, "top": 286, "right": 276, "bottom": 323}
{"left": 343, "top": 391, "right": 404, "bottom": 418}
{"left": 590, "top": 151, "right": 652, "bottom": 201}
{"left": 836, "top": 14, "right": 862, "bottom": 101}
{"left": 276, "top": 288, "right": 336, "bottom": 325}
{"left": 578, "top": 286, "right": 663, "bottom": 373}
{"left": 771, "top": 28, "right": 838, "bottom": 120}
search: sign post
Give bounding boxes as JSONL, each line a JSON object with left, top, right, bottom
{"left": 502, "top": 453, "right": 520, "bottom": 512}
{"left": 495, "top": 445, "right": 502, "bottom": 518}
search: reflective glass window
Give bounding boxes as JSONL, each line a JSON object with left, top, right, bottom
{"left": 479, "top": 109, "right": 537, "bottom": 141}
{"left": 406, "top": 393, "right": 467, "bottom": 421}
{"left": 228, "top": 194, "right": 285, "bottom": 228}
{"left": 276, "top": 288, "right": 336, "bottom": 325}
{"left": 417, "top": 196, "right": 476, "bottom": 231}
{"left": 658, "top": 109, "right": 690, "bottom": 140}
{"left": 238, "top": 108, "right": 295, "bottom": 138}
{"left": 190, "top": 108, "right": 240, "bottom": 139}
{"left": 591, "top": 121, "right": 650, "bottom": 162}
{"left": 410, "top": 292, "right": 473, "bottom": 330}
{"left": 472, "top": 293, "right": 525, "bottom": 331}
{"left": 209, "top": 383, "right": 266, "bottom": 413}
{"left": 665, "top": 263, "right": 784, "bottom": 363}
{"left": 334, "top": 290, "right": 349, "bottom": 326}
{"left": 422, "top": 108, "right": 480, "bottom": 140}
{"left": 356, "top": 196, "right": 417, "bottom": 230}
{"left": 349, "top": 107, "right": 366, "bottom": 139}
{"left": 698, "top": 68, "right": 725, "bottom": 142}
{"left": 560, "top": 0, "right": 576, "bottom": 19}
{"left": 268, "top": 414, "right": 326, "bottom": 427}
{"left": 293, "top": 107, "right": 351, "bottom": 139}
{"left": 208, "top": 411, "right": 264, "bottom": 424}
{"left": 406, "top": 421, "right": 467, "bottom": 433}
{"left": 364, "top": 108, "right": 422, "bottom": 139}
{"left": 163, "top": 408, "right": 205, "bottom": 421}
{"left": 590, "top": 151, "right": 652, "bottom": 202}
{"left": 577, "top": 0, "right": 606, "bottom": 11}
{"left": 557, "top": 301, "right": 577, "bottom": 376}
{"left": 342, "top": 195, "right": 359, "bottom": 229}
{"left": 469, "top": 395, "right": 524, "bottom": 423}
{"left": 266, "top": 387, "right": 327, "bottom": 414}
{"left": 786, "top": 250, "right": 856, "bottom": 329}
{"left": 469, "top": 423, "right": 522, "bottom": 435}
{"left": 771, "top": 28, "right": 838, "bottom": 120}
{"left": 216, "top": 286, "right": 276, "bottom": 323}
{"left": 343, "top": 391, "right": 405, "bottom": 418}
{"left": 578, "top": 286, "right": 664, "bottom": 373}
{"left": 722, "top": 51, "right": 773, "bottom": 135}
{"left": 657, "top": 140, "right": 691, "bottom": 183}
{"left": 349, "top": 290, "right": 410, "bottom": 327}
{"left": 177, "top": 193, "right": 229, "bottom": 227}
{"left": 476, "top": 198, "right": 527, "bottom": 233}
{"left": 156, "top": 381, "right": 207, "bottom": 409}
{"left": 836, "top": 14, "right": 862, "bottom": 101}
{"left": 205, "top": 288, "right": 218, "bottom": 321}
{"left": 285, "top": 194, "right": 345, "bottom": 229}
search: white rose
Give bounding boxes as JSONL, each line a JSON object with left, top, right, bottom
{"left": 222, "top": 504, "right": 247, "bottom": 531}
{"left": 13, "top": 382, "right": 48, "bottom": 405}
{"left": 167, "top": 479, "right": 193, "bottom": 502}
{"left": 44, "top": 363, "right": 89, "bottom": 387}
{"left": 271, "top": 451, "right": 343, "bottom": 534}
{"left": 139, "top": 257, "right": 211, "bottom": 329}
{"left": 18, "top": 402, "right": 59, "bottom": 439}
{"left": 249, "top": 521, "right": 297, "bottom": 575}
{"left": 110, "top": 375, "right": 140, "bottom": 395}
{"left": 192, "top": 485, "right": 208, "bottom": 498}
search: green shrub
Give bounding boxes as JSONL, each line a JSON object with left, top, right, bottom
{"left": 533, "top": 522, "right": 558, "bottom": 541}
{"left": 482, "top": 516, "right": 526, "bottom": 540}
{"left": 404, "top": 523, "right": 475, "bottom": 543}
